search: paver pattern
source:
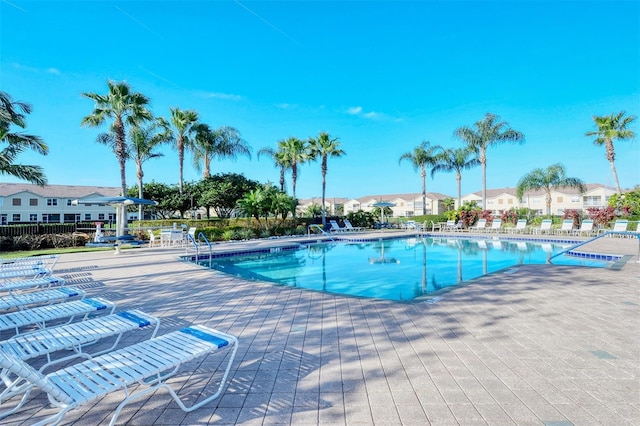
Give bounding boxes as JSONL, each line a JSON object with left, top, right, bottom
{"left": 4, "top": 232, "right": 639, "bottom": 425}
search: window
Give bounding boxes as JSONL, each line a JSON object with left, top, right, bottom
{"left": 84, "top": 213, "right": 92, "bottom": 221}
{"left": 583, "top": 196, "right": 601, "bottom": 206}
{"left": 30, "top": 198, "right": 38, "bottom": 206}
{"left": 12, "top": 198, "right": 21, "bottom": 206}
{"left": 108, "top": 213, "right": 116, "bottom": 221}
{"left": 557, "top": 196, "right": 563, "bottom": 203}
{"left": 1, "top": 214, "right": 7, "bottom": 225}
{"left": 12, "top": 214, "right": 20, "bottom": 222}
{"left": 66, "top": 199, "right": 72, "bottom": 206}
{"left": 571, "top": 196, "right": 580, "bottom": 203}
{"left": 29, "top": 214, "right": 37, "bottom": 222}
{"left": 508, "top": 199, "right": 513, "bottom": 204}
{"left": 98, "top": 213, "right": 105, "bottom": 220}
{"left": 47, "top": 198, "right": 58, "bottom": 206}
{"left": 498, "top": 199, "right": 504, "bottom": 205}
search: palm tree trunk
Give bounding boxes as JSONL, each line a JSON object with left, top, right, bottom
{"left": 420, "top": 166, "right": 427, "bottom": 215}
{"left": 178, "top": 138, "right": 184, "bottom": 194}
{"left": 292, "top": 163, "right": 297, "bottom": 198}
{"left": 606, "top": 139, "right": 621, "bottom": 193}
{"left": 137, "top": 167, "right": 144, "bottom": 221}
{"left": 456, "top": 172, "right": 462, "bottom": 208}
{"left": 321, "top": 157, "right": 327, "bottom": 227}
{"left": 545, "top": 190, "right": 552, "bottom": 216}
{"left": 203, "top": 156, "right": 210, "bottom": 179}
{"left": 480, "top": 148, "right": 487, "bottom": 210}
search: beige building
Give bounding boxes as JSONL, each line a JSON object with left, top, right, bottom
{"left": 344, "top": 192, "right": 450, "bottom": 217}
{"left": 459, "top": 184, "right": 616, "bottom": 215}
{"left": 0, "top": 183, "right": 121, "bottom": 224}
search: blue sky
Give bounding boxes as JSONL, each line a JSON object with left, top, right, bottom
{"left": 1, "top": 0, "right": 638, "bottom": 200}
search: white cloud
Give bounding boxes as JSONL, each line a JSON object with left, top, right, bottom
{"left": 204, "top": 92, "right": 243, "bottom": 101}
{"left": 12, "top": 63, "right": 61, "bottom": 76}
{"left": 347, "top": 106, "right": 363, "bottom": 115}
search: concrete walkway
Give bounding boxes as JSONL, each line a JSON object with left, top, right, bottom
{"left": 4, "top": 233, "right": 639, "bottom": 425}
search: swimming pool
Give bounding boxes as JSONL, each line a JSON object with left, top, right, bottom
{"left": 196, "top": 237, "right": 617, "bottom": 302}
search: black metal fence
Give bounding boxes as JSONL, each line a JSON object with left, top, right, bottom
{"left": 0, "top": 222, "right": 102, "bottom": 237}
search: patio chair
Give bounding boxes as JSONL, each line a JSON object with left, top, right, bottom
{"left": 0, "top": 297, "right": 115, "bottom": 336}
{"left": 469, "top": 219, "right": 487, "bottom": 232}
{"left": 0, "top": 324, "right": 238, "bottom": 426}
{"left": 0, "top": 310, "right": 159, "bottom": 419}
{"left": 0, "top": 287, "right": 85, "bottom": 312}
{"left": 0, "top": 266, "right": 52, "bottom": 282}
{"left": 487, "top": 219, "right": 502, "bottom": 233}
{"left": 612, "top": 219, "right": 628, "bottom": 232}
{"left": 329, "top": 220, "right": 347, "bottom": 233}
{"left": 532, "top": 219, "right": 553, "bottom": 235}
{"left": 1, "top": 255, "right": 58, "bottom": 271}
{"left": 147, "top": 229, "right": 160, "bottom": 247}
{"left": 1, "top": 276, "right": 65, "bottom": 295}
{"left": 554, "top": 219, "right": 574, "bottom": 235}
{"left": 443, "top": 220, "right": 462, "bottom": 232}
{"left": 573, "top": 219, "right": 594, "bottom": 237}
{"left": 343, "top": 219, "right": 365, "bottom": 232}
{"left": 507, "top": 219, "right": 527, "bottom": 234}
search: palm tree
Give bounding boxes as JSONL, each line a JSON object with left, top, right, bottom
{"left": 129, "top": 119, "right": 172, "bottom": 219}
{"left": 308, "top": 132, "right": 345, "bottom": 227}
{"left": 279, "top": 136, "right": 309, "bottom": 199}
{"left": 257, "top": 145, "right": 290, "bottom": 192}
{"left": 81, "top": 80, "right": 151, "bottom": 195}
{"left": 167, "top": 107, "right": 199, "bottom": 194}
{"left": 431, "top": 147, "right": 480, "bottom": 208}
{"left": 585, "top": 111, "right": 637, "bottom": 194}
{"left": 0, "top": 91, "right": 49, "bottom": 185}
{"left": 455, "top": 113, "right": 525, "bottom": 208}
{"left": 516, "top": 163, "right": 586, "bottom": 216}
{"left": 399, "top": 141, "right": 443, "bottom": 215}
{"left": 192, "top": 125, "right": 251, "bottom": 178}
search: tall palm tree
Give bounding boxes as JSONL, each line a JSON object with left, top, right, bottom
{"left": 585, "top": 111, "right": 636, "bottom": 194}
{"left": 129, "top": 119, "right": 172, "bottom": 219}
{"left": 257, "top": 145, "right": 290, "bottom": 192}
{"left": 516, "top": 163, "right": 586, "bottom": 216}
{"left": 279, "top": 136, "right": 309, "bottom": 199}
{"left": 399, "top": 141, "right": 443, "bottom": 215}
{"left": 308, "top": 132, "right": 345, "bottom": 227}
{"left": 0, "top": 91, "right": 49, "bottom": 185}
{"left": 81, "top": 80, "right": 151, "bottom": 195}
{"left": 192, "top": 125, "right": 251, "bottom": 178}
{"left": 455, "top": 113, "right": 525, "bottom": 209}
{"left": 167, "top": 107, "right": 199, "bottom": 194}
{"left": 431, "top": 147, "right": 480, "bottom": 208}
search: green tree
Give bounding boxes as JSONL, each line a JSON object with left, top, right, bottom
{"left": 237, "top": 185, "right": 270, "bottom": 229}
{"left": 0, "top": 91, "right": 49, "bottom": 185}
{"left": 192, "top": 125, "right": 251, "bottom": 178}
{"left": 308, "top": 132, "right": 345, "bottom": 227}
{"left": 431, "top": 147, "right": 480, "bottom": 208}
{"left": 166, "top": 108, "right": 199, "bottom": 194}
{"left": 399, "top": 141, "right": 443, "bottom": 215}
{"left": 257, "top": 144, "right": 290, "bottom": 192}
{"left": 129, "top": 119, "right": 172, "bottom": 219}
{"left": 585, "top": 111, "right": 636, "bottom": 194}
{"left": 198, "top": 173, "right": 259, "bottom": 218}
{"left": 130, "top": 181, "right": 174, "bottom": 219}
{"left": 81, "top": 80, "right": 152, "bottom": 195}
{"left": 280, "top": 136, "right": 309, "bottom": 198}
{"left": 455, "top": 113, "right": 525, "bottom": 208}
{"left": 516, "top": 163, "right": 586, "bottom": 216}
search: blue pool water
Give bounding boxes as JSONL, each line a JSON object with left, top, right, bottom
{"left": 198, "top": 237, "right": 615, "bottom": 302}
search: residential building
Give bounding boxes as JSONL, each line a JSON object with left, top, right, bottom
{"left": 459, "top": 184, "right": 616, "bottom": 215}
{"left": 297, "top": 197, "right": 349, "bottom": 217}
{"left": 344, "top": 192, "right": 451, "bottom": 217}
{"left": 0, "top": 183, "right": 121, "bottom": 225}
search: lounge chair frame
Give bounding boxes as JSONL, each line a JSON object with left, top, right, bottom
{"left": 0, "top": 287, "right": 85, "bottom": 312}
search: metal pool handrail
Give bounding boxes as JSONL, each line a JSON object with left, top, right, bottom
{"left": 308, "top": 224, "right": 335, "bottom": 241}
{"left": 548, "top": 230, "right": 640, "bottom": 263}
{"left": 198, "top": 232, "right": 213, "bottom": 263}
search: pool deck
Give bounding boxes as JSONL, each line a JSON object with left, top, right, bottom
{"left": 5, "top": 231, "right": 639, "bottom": 425}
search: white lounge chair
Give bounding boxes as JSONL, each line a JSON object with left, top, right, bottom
{"left": 532, "top": 219, "right": 553, "bottom": 235}
{"left": 1, "top": 255, "right": 58, "bottom": 271}
{"left": 0, "top": 297, "right": 115, "bottom": 336}
{"left": 0, "top": 266, "right": 52, "bottom": 282}
{"left": 329, "top": 220, "right": 347, "bottom": 232}
{"left": 554, "top": 219, "right": 574, "bottom": 235}
{"left": 147, "top": 230, "right": 160, "bottom": 248}
{"left": 0, "top": 310, "right": 160, "bottom": 419}
{"left": 0, "top": 324, "right": 238, "bottom": 426}
{"left": 469, "top": 219, "right": 487, "bottom": 232}
{"left": 573, "top": 219, "right": 594, "bottom": 236}
{"left": 487, "top": 219, "right": 502, "bottom": 233}
{"left": 509, "top": 219, "right": 528, "bottom": 234}
{"left": 443, "top": 220, "right": 462, "bottom": 232}
{"left": 0, "top": 276, "right": 65, "bottom": 295}
{"left": 0, "top": 287, "right": 85, "bottom": 311}
{"left": 343, "top": 219, "right": 364, "bottom": 232}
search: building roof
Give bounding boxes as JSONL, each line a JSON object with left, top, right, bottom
{"left": 464, "top": 184, "right": 614, "bottom": 198}
{"left": 352, "top": 192, "right": 451, "bottom": 203}
{"left": 0, "top": 183, "right": 121, "bottom": 198}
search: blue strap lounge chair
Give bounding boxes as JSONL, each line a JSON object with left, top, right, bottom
{"left": 0, "top": 324, "right": 238, "bottom": 426}
{"left": 1, "top": 255, "right": 58, "bottom": 271}
{"left": 0, "top": 266, "right": 52, "bottom": 282}
{"left": 0, "top": 287, "right": 85, "bottom": 312}
{"left": 0, "top": 276, "right": 65, "bottom": 295}
{"left": 0, "top": 297, "right": 115, "bottom": 336}
{"left": 0, "top": 310, "right": 160, "bottom": 420}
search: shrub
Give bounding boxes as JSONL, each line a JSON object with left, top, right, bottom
{"left": 500, "top": 209, "right": 518, "bottom": 225}
{"left": 587, "top": 207, "right": 616, "bottom": 228}
{"left": 562, "top": 209, "right": 582, "bottom": 227}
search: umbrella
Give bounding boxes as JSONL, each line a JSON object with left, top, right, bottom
{"left": 370, "top": 201, "right": 396, "bottom": 225}
{"left": 72, "top": 196, "right": 158, "bottom": 253}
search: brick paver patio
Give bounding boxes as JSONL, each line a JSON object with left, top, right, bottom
{"left": 3, "top": 232, "right": 639, "bottom": 425}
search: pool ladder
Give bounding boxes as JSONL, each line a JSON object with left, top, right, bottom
{"left": 307, "top": 224, "right": 335, "bottom": 241}
{"left": 186, "top": 232, "right": 213, "bottom": 263}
